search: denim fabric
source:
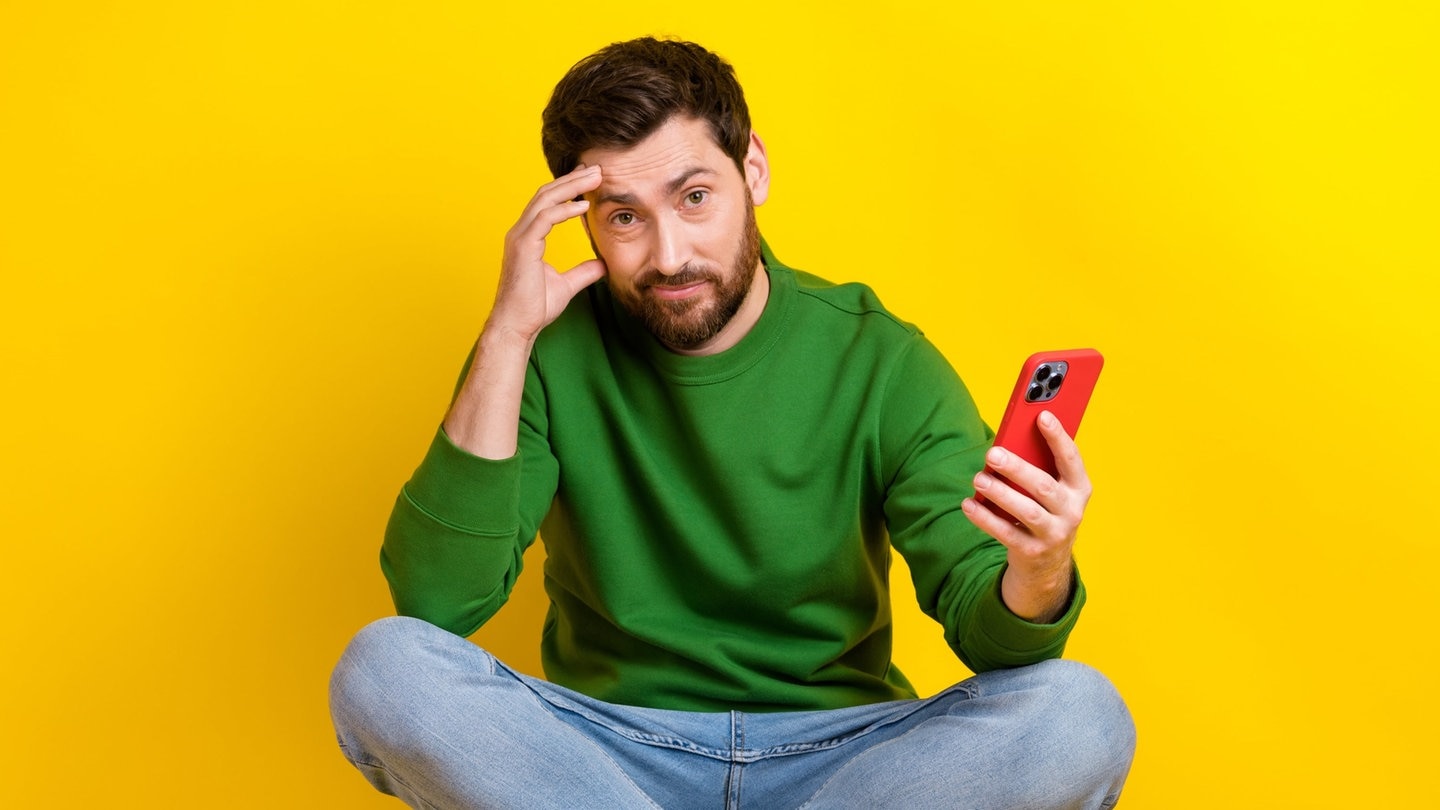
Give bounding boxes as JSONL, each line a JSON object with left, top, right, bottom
{"left": 330, "top": 617, "right": 1134, "bottom": 809}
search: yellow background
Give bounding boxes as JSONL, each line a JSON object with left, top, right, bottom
{"left": 3, "top": 2, "right": 1435, "bottom": 807}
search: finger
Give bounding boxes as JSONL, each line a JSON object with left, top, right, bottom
{"left": 982, "top": 444, "right": 1064, "bottom": 517}
{"left": 560, "top": 258, "right": 607, "bottom": 296}
{"left": 1037, "top": 410, "right": 1092, "bottom": 501}
{"left": 520, "top": 198, "right": 592, "bottom": 241}
{"left": 513, "top": 165, "right": 603, "bottom": 235}
{"left": 538, "top": 163, "right": 604, "bottom": 201}
{"left": 961, "top": 496, "right": 1032, "bottom": 550}
{"left": 538, "top": 258, "right": 607, "bottom": 322}
{"left": 971, "top": 468, "right": 1050, "bottom": 533}
{"left": 514, "top": 172, "right": 601, "bottom": 237}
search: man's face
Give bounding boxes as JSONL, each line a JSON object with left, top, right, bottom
{"left": 580, "top": 116, "right": 767, "bottom": 352}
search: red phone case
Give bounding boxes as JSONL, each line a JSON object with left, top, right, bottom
{"left": 976, "top": 348, "right": 1104, "bottom": 520}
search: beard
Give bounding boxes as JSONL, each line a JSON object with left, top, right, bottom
{"left": 611, "top": 203, "right": 762, "bottom": 351}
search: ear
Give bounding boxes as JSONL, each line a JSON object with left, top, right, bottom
{"left": 743, "top": 131, "right": 770, "bottom": 206}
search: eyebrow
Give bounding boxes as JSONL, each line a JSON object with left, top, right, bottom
{"left": 595, "top": 166, "right": 716, "bottom": 207}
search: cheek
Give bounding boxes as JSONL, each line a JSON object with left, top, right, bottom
{"left": 675, "top": 208, "right": 730, "bottom": 254}
{"left": 716, "top": 196, "right": 749, "bottom": 234}
{"left": 588, "top": 231, "right": 628, "bottom": 265}
{"left": 594, "top": 241, "right": 645, "bottom": 287}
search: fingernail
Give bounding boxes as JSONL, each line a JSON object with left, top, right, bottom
{"left": 974, "top": 472, "right": 993, "bottom": 489}
{"left": 987, "top": 447, "right": 1007, "bottom": 465}
{"left": 1040, "top": 411, "right": 1057, "bottom": 428}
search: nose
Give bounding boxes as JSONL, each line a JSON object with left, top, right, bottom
{"left": 649, "top": 214, "right": 690, "bottom": 277}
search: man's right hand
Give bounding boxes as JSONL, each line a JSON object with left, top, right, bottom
{"left": 487, "top": 164, "right": 608, "bottom": 343}
{"left": 442, "top": 165, "right": 607, "bottom": 460}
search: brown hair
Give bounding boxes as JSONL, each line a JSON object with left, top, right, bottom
{"left": 540, "top": 37, "right": 752, "bottom": 179}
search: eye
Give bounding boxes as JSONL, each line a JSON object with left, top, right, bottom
{"left": 611, "top": 211, "right": 635, "bottom": 226}
{"left": 684, "top": 190, "right": 708, "bottom": 206}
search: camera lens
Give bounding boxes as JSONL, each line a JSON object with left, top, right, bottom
{"left": 1047, "top": 372, "right": 1064, "bottom": 391}
{"left": 1027, "top": 384, "right": 1044, "bottom": 402}
{"left": 1036, "top": 365, "right": 1051, "bottom": 382}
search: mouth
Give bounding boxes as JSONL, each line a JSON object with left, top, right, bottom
{"left": 646, "top": 280, "right": 709, "bottom": 301}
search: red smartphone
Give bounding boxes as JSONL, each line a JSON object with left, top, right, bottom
{"left": 975, "top": 348, "right": 1104, "bottom": 520}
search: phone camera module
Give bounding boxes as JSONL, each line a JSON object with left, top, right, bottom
{"left": 1025, "top": 360, "right": 1068, "bottom": 403}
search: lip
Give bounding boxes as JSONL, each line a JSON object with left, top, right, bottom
{"left": 647, "top": 280, "right": 708, "bottom": 301}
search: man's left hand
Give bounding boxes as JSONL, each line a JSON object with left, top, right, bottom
{"left": 961, "top": 410, "right": 1092, "bottom": 623}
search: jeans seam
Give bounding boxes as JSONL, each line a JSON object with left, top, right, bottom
{"left": 512, "top": 677, "right": 734, "bottom": 760}
{"left": 738, "top": 686, "right": 979, "bottom": 762}
{"left": 344, "top": 753, "right": 444, "bottom": 810}
{"left": 727, "top": 711, "right": 743, "bottom": 810}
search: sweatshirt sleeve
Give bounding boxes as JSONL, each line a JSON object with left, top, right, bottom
{"left": 880, "top": 336, "right": 1085, "bottom": 673}
{"left": 379, "top": 350, "right": 560, "bottom": 637}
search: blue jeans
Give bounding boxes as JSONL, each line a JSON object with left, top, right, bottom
{"left": 330, "top": 617, "right": 1134, "bottom": 809}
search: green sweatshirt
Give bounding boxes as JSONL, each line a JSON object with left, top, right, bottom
{"left": 382, "top": 242, "right": 1084, "bottom": 713}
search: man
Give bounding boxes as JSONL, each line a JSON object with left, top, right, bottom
{"left": 330, "top": 37, "right": 1135, "bottom": 809}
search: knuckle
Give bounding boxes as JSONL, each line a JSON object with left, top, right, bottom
{"left": 1013, "top": 541, "right": 1047, "bottom": 564}
{"left": 986, "top": 522, "right": 1013, "bottom": 545}
{"left": 1020, "top": 502, "right": 1047, "bottom": 526}
{"left": 1035, "top": 478, "right": 1060, "bottom": 501}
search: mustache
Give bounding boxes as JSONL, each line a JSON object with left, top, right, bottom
{"left": 637, "top": 265, "right": 719, "bottom": 290}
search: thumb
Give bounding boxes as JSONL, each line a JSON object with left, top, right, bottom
{"left": 560, "top": 258, "right": 608, "bottom": 298}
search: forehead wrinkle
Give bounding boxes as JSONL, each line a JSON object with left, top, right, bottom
{"left": 595, "top": 165, "right": 714, "bottom": 208}
{"left": 590, "top": 133, "right": 696, "bottom": 178}
{"left": 585, "top": 124, "right": 724, "bottom": 208}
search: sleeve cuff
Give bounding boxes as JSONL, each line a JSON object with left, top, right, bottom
{"left": 970, "top": 564, "right": 1087, "bottom": 661}
{"left": 403, "top": 424, "right": 523, "bottom": 534}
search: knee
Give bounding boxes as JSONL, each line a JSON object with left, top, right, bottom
{"left": 1031, "top": 659, "right": 1131, "bottom": 721}
{"left": 330, "top": 618, "right": 414, "bottom": 730}
{"left": 329, "top": 616, "right": 481, "bottom": 735}
{"left": 1025, "top": 659, "right": 1136, "bottom": 789}
{"left": 333, "top": 617, "right": 429, "bottom": 692}
{"left": 965, "top": 660, "right": 1134, "bottom": 782}
{"left": 337, "top": 616, "right": 448, "bottom": 668}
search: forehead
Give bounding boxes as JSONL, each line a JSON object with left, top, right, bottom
{"left": 580, "top": 116, "right": 738, "bottom": 196}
